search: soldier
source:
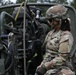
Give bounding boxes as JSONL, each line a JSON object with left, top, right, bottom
{"left": 35, "top": 4, "right": 75, "bottom": 75}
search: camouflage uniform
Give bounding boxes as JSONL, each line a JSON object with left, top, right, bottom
{"left": 35, "top": 4, "right": 75, "bottom": 75}
{"left": 41, "top": 29, "right": 74, "bottom": 75}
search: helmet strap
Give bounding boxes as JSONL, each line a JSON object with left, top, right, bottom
{"left": 54, "top": 19, "right": 61, "bottom": 27}
{"left": 59, "top": 19, "right": 62, "bottom": 27}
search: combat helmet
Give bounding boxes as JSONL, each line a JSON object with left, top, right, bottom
{"left": 46, "top": 4, "right": 69, "bottom": 20}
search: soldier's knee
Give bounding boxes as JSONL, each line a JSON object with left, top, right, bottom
{"left": 59, "top": 68, "right": 75, "bottom": 75}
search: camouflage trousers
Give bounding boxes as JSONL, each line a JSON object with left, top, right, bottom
{"left": 41, "top": 53, "right": 75, "bottom": 75}
{"left": 41, "top": 52, "right": 57, "bottom": 65}
{"left": 45, "top": 67, "right": 75, "bottom": 75}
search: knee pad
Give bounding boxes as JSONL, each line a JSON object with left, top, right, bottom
{"left": 36, "top": 65, "right": 47, "bottom": 75}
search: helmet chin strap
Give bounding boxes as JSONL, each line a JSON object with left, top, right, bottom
{"left": 51, "top": 19, "right": 61, "bottom": 30}
{"left": 59, "top": 19, "right": 62, "bottom": 26}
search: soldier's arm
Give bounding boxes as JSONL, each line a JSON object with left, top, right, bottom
{"left": 45, "top": 31, "right": 74, "bottom": 70}
{"left": 58, "top": 31, "right": 73, "bottom": 60}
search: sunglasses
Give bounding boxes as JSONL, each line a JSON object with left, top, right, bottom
{"left": 48, "top": 18, "right": 61, "bottom": 22}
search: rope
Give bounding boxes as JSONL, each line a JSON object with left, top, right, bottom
{"left": 15, "top": 1, "right": 24, "bottom": 21}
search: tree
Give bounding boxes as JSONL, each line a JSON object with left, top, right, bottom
{"left": 0, "top": 0, "right": 1, "bottom": 3}
{"left": 16, "top": 0, "right": 24, "bottom": 3}
{"left": 0, "top": 0, "right": 5, "bottom": 5}
{"left": 28, "top": 0, "right": 36, "bottom": 3}
{"left": 52, "top": 0, "right": 68, "bottom": 4}
{"left": 70, "top": 0, "right": 76, "bottom": 9}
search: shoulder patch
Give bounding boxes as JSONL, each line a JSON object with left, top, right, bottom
{"left": 60, "top": 31, "right": 70, "bottom": 43}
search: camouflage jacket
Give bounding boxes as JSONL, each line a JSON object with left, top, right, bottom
{"left": 42, "top": 29, "right": 74, "bottom": 67}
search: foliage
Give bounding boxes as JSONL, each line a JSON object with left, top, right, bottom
{"left": 70, "top": 0, "right": 76, "bottom": 9}
{"left": 0, "top": 0, "right": 4, "bottom": 5}
{"left": 28, "top": 0, "right": 68, "bottom": 4}
{"left": 16, "top": 0, "right": 68, "bottom": 3}
{"left": 51, "top": 0, "right": 68, "bottom": 4}
{"left": 16, "top": 0, "right": 24, "bottom": 3}
{"left": 0, "top": 0, "right": 2, "bottom": 3}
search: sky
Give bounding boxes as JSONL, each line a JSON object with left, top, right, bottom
{"left": 5, "top": 0, "right": 73, "bottom": 3}
{"left": 5, "top": 0, "right": 16, "bottom": 3}
{"left": 11, "top": 0, "right": 16, "bottom": 3}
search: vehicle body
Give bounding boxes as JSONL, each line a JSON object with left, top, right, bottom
{"left": 0, "top": 2, "right": 76, "bottom": 75}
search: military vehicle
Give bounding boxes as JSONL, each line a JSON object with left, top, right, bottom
{"left": 0, "top": 2, "right": 76, "bottom": 75}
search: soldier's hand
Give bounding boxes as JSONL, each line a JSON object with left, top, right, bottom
{"left": 44, "top": 61, "right": 54, "bottom": 70}
{"left": 37, "top": 65, "right": 42, "bottom": 69}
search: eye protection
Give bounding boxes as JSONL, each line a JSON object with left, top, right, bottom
{"left": 48, "top": 18, "right": 60, "bottom": 23}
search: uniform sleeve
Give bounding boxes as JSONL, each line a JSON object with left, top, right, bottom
{"left": 50, "top": 31, "right": 74, "bottom": 67}
{"left": 59, "top": 31, "right": 73, "bottom": 57}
